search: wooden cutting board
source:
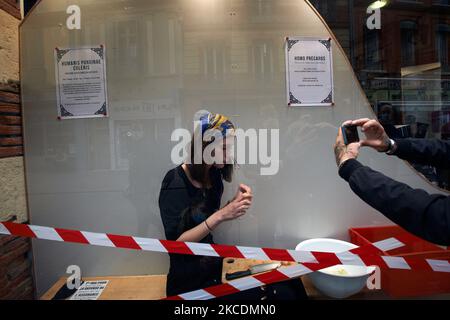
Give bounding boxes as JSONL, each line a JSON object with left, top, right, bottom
{"left": 221, "top": 258, "right": 296, "bottom": 283}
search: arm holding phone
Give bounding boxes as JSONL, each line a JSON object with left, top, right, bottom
{"left": 393, "top": 139, "right": 450, "bottom": 169}
{"left": 349, "top": 118, "right": 450, "bottom": 168}
{"left": 334, "top": 119, "right": 450, "bottom": 246}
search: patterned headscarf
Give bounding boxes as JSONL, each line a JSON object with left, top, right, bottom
{"left": 197, "top": 111, "right": 235, "bottom": 137}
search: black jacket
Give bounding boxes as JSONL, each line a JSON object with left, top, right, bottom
{"left": 339, "top": 139, "right": 450, "bottom": 246}
{"left": 159, "top": 165, "right": 224, "bottom": 296}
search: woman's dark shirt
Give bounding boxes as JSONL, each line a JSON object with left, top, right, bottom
{"left": 159, "top": 165, "right": 224, "bottom": 296}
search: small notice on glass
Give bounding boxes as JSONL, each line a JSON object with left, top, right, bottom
{"left": 54, "top": 45, "right": 109, "bottom": 119}
{"left": 69, "top": 280, "right": 109, "bottom": 300}
{"left": 285, "top": 37, "right": 334, "bottom": 107}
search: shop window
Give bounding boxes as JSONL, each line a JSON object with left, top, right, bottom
{"left": 364, "top": 28, "right": 382, "bottom": 70}
{"left": 200, "top": 41, "right": 230, "bottom": 81}
{"left": 436, "top": 24, "right": 450, "bottom": 72}
{"left": 327, "top": 1, "right": 450, "bottom": 189}
{"left": 87, "top": 121, "right": 111, "bottom": 171}
{"left": 110, "top": 20, "right": 140, "bottom": 78}
{"left": 400, "top": 20, "right": 417, "bottom": 67}
{"left": 310, "top": 0, "right": 336, "bottom": 23}
{"left": 251, "top": 40, "right": 274, "bottom": 81}
{"left": 254, "top": 0, "right": 272, "bottom": 17}
{"left": 145, "top": 15, "right": 179, "bottom": 76}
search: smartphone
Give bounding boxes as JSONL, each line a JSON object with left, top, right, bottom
{"left": 341, "top": 125, "right": 359, "bottom": 145}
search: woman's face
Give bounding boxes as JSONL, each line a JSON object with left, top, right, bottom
{"left": 213, "top": 136, "right": 235, "bottom": 169}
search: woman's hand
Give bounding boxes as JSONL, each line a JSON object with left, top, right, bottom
{"left": 205, "top": 184, "right": 253, "bottom": 231}
{"left": 218, "top": 184, "right": 253, "bottom": 222}
{"left": 232, "top": 184, "right": 252, "bottom": 201}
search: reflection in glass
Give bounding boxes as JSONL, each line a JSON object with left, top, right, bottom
{"left": 312, "top": 0, "right": 450, "bottom": 190}
{"left": 21, "top": 0, "right": 450, "bottom": 297}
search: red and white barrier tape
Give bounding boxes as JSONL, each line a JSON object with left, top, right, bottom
{"left": 164, "top": 238, "right": 404, "bottom": 300}
{"left": 1, "top": 221, "right": 449, "bottom": 300}
{"left": 1, "top": 222, "right": 448, "bottom": 273}
{"left": 166, "top": 263, "right": 317, "bottom": 300}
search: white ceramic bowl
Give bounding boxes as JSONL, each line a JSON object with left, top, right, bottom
{"left": 295, "top": 238, "right": 375, "bottom": 299}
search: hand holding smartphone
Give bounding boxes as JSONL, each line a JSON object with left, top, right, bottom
{"left": 341, "top": 125, "right": 359, "bottom": 145}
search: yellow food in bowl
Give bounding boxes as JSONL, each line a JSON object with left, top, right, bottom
{"left": 331, "top": 268, "right": 348, "bottom": 276}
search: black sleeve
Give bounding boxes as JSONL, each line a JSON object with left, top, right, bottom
{"left": 158, "top": 171, "right": 189, "bottom": 241}
{"left": 393, "top": 139, "right": 450, "bottom": 169}
{"left": 339, "top": 159, "right": 450, "bottom": 246}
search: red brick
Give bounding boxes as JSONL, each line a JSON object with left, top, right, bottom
{"left": 0, "top": 115, "right": 21, "bottom": 125}
{"left": 7, "top": 259, "right": 30, "bottom": 280}
{"left": 0, "top": 146, "right": 23, "bottom": 158}
{"left": 19, "top": 287, "right": 35, "bottom": 300}
{"left": 4, "top": 277, "right": 33, "bottom": 299}
{"left": 0, "top": 241, "right": 30, "bottom": 265}
{"left": 0, "top": 234, "right": 17, "bottom": 246}
{"left": 0, "top": 91, "right": 19, "bottom": 104}
{"left": 0, "top": 273, "right": 8, "bottom": 287}
{"left": 0, "top": 237, "right": 29, "bottom": 256}
{"left": 0, "top": 103, "right": 21, "bottom": 115}
{"left": 0, "top": 0, "right": 20, "bottom": 20}
{"left": 0, "top": 136, "right": 23, "bottom": 146}
{"left": 0, "top": 125, "right": 21, "bottom": 135}
{"left": 0, "top": 228, "right": 34, "bottom": 300}
{"left": 2, "top": 271, "right": 30, "bottom": 293}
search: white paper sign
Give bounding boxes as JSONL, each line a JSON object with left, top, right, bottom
{"left": 285, "top": 37, "right": 334, "bottom": 106}
{"left": 54, "top": 45, "right": 109, "bottom": 119}
{"left": 69, "top": 280, "right": 109, "bottom": 300}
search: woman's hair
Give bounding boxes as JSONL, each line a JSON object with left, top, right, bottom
{"left": 187, "top": 140, "right": 234, "bottom": 185}
{"left": 178, "top": 112, "right": 235, "bottom": 233}
{"left": 186, "top": 112, "right": 235, "bottom": 186}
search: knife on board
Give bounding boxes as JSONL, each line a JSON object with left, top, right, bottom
{"left": 225, "top": 262, "right": 282, "bottom": 281}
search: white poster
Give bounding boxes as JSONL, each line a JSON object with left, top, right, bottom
{"left": 54, "top": 45, "right": 109, "bottom": 119}
{"left": 69, "top": 280, "right": 109, "bottom": 300}
{"left": 285, "top": 37, "right": 334, "bottom": 106}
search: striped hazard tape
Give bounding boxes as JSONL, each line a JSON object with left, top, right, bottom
{"left": 1, "top": 222, "right": 448, "bottom": 272}
{"left": 164, "top": 237, "right": 406, "bottom": 300}
{"left": 1, "top": 221, "right": 449, "bottom": 300}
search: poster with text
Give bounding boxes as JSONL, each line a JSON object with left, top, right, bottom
{"left": 69, "top": 280, "right": 109, "bottom": 300}
{"left": 285, "top": 37, "right": 334, "bottom": 106}
{"left": 54, "top": 45, "right": 109, "bottom": 119}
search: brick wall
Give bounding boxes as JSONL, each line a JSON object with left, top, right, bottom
{"left": 0, "top": 82, "right": 23, "bottom": 158}
{"left": 0, "top": 2, "right": 20, "bottom": 83}
{"left": 0, "top": 0, "right": 35, "bottom": 300}
{"left": 0, "top": 82, "right": 35, "bottom": 300}
{"left": 0, "top": 231, "right": 34, "bottom": 299}
{"left": 0, "top": 0, "right": 20, "bottom": 19}
{"left": 0, "top": 83, "right": 35, "bottom": 299}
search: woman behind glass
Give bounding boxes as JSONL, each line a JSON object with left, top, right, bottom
{"left": 159, "top": 111, "right": 307, "bottom": 299}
